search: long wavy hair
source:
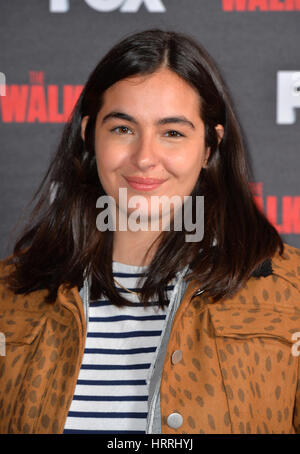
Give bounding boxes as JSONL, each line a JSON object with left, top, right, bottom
{"left": 3, "top": 29, "right": 283, "bottom": 308}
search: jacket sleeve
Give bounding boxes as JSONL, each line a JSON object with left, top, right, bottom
{"left": 293, "top": 356, "right": 300, "bottom": 433}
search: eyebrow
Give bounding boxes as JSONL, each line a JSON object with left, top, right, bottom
{"left": 101, "top": 111, "right": 195, "bottom": 130}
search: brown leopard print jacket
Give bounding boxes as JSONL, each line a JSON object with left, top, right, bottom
{"left": 0, "top": 243, "right": 300, "bottom": 434}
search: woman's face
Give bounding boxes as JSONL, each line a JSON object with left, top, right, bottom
{"left": 82, "top": 67, "right": 223, "bottom": 223}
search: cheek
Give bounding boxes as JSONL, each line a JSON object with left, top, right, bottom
{"left": 94, "top": 145, "right": 114, "bottom": 191}
{"left": 164, "top": 150, "right": 204, "bottom": 179}
{"left": 95, "top": 141, "right": 126, "bottom": 176}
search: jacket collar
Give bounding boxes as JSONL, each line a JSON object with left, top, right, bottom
{"left": 250, "top": 257, "right": 273, "bottom": 278}
{"left": 208, "top": 245, "right": 273, "bottom": 279}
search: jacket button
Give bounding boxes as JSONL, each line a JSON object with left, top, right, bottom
{"left": 167, "top": 412, "right": 183, "bottom": 429}
{"left": 171, "top": 350, "right": 183, "bottom": 364}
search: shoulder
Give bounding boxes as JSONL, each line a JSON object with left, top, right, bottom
{"left": 0, "top": 255, "right": 18, "bottom": 310}
{"left": 205, "top": 243, "right": 300, "bottom": 347}
{"left": 0, "top": 255, "right": 50, "bottom": 313}
{"left": 239, "top": 242, "right": 300, "bottom": 305}
{"left": 270, "top": 242, "right": 300, "bottom": 294}
{"left": 0, "top": 254, "right": 15, "bottom": 278}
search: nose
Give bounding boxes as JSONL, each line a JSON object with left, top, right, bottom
{"left": 131, "top": 132, "right": 158, "bottom": 170}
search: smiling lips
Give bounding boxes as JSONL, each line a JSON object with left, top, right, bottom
{"left": 124, "top": 176, "right": 167, "bottom": 191}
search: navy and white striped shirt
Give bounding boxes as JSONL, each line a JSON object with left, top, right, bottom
{"left": 63, "top": 261, "right": 175, "bottom": 434}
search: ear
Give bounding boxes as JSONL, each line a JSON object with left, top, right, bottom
{"left": 81, "top": 115, "right": 89, "bottom": 141}
{"left": 203, "top": 147, "right": 211, "bottom": 168}
{"left": 215, "top": 123, "right": 224, "bottom": 144}
{"left": 203, "top": 124, "right": 224, "bottom": 168}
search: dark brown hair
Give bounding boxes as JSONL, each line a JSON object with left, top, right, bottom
{"left": 3, "top": 29, "right": 283, "bottom": 308}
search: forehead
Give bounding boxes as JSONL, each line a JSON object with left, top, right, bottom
{"left": 98, "top": 68, "right": 202, "bottom": 122}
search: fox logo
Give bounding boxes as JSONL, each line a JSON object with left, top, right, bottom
{"left": 277, "top": 71, "right": 300, "bottom": 124}
{"left": 50, "top": 0, "right": 166, "bottom": 13}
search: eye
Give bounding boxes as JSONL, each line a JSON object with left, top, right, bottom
{"left": 111, "top": 126, "right": 133, "bottom": 135}
{"left": 164, "top": 130, "right": 185, "bottom": 138}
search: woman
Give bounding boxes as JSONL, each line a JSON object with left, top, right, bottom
{"left": 0, "top": 29, "right": 300, "bottom": 435}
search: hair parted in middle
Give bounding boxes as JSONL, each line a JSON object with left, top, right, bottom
{"left": 5, "top": 28, "right": 283, "bottom": 308}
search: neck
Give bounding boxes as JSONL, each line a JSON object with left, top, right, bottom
{"left": 112, "top": 229, "right": 163, "bottom": 267}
